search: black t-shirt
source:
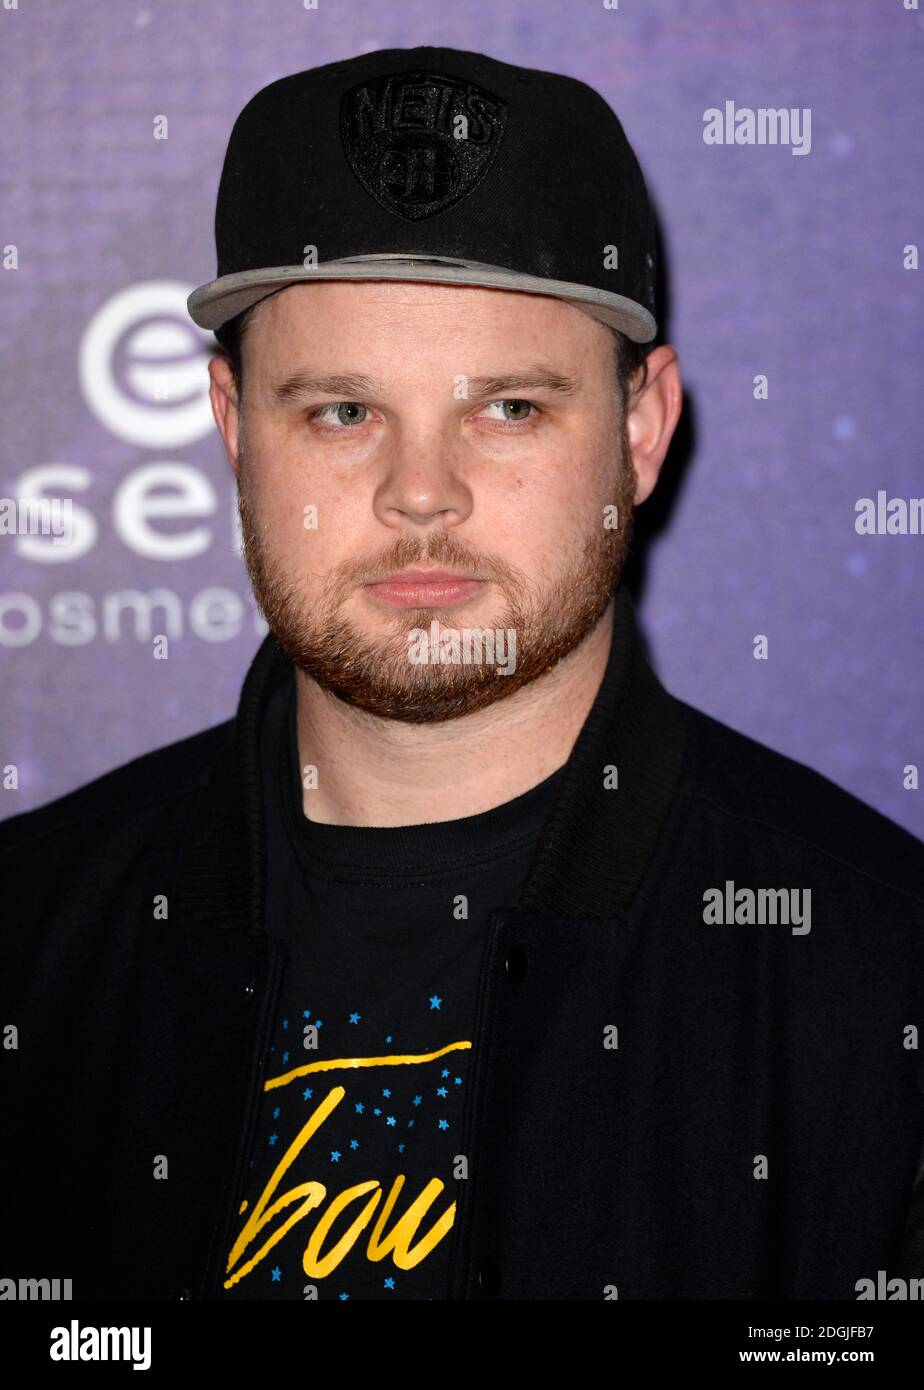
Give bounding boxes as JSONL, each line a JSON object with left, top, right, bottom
{"left": 221, "top": 673, "right": 564, "bottom": 1301}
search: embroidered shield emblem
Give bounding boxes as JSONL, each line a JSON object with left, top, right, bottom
{"left": 340, "top": 69, "right": 508, "bottom": 222}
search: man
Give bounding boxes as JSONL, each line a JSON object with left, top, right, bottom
{"left": 2, "top": 46, "right": 924, "bottom": 1303}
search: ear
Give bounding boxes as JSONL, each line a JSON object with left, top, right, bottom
{"left": 208, "top": 354, "right": 243, "bottom": 480}
{"left": 626, "top": 345, "right": 683, "bottom": 505}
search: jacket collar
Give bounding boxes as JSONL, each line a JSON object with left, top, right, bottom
{"left": 175, "top": 581, "right": 686, "bottom": 932}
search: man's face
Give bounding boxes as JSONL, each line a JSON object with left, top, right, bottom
{"left": 227, "top": 280, "right": 638, "bottom": 722}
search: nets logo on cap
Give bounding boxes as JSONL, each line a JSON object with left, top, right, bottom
{"left": 340, "top": 70, "right": 507, "bottom": 222}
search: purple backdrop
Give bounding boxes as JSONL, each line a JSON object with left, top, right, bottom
{"left": 2, "top": 0, "right": 922, "bottom": 834}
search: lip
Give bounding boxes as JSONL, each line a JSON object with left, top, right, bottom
{"left": 372, "top": 568, "right": 482, "bottom": 583}
{"left": 364, "top": 568, "right": 488, "bottom": 609}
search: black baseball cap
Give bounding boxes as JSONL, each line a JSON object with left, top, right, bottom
{"left": 187, "top": 46, "right": 658, "bottom": 344}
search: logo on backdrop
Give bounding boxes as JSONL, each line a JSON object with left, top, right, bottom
{"left": 78, "top": 280, "right": 215, "bottom": 447}
{"left": 1, "top": 280, "right": 265, "bottom": 649}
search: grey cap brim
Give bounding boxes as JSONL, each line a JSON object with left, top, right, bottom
{"left": 186, "top": 253, "right": 657, "bottom": 343}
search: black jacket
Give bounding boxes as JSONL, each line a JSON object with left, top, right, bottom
{"left": 3, "top": 582, "right": 924, "bottom": 1300}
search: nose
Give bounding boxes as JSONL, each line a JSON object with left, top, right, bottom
{"left": 372, "top": 429, "right": 474, "bottom": 530}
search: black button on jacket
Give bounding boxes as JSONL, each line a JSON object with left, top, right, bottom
{"left": 3, "top": 582, "right": 924, "bottom": 1300}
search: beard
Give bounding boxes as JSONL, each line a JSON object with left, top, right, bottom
{"left": 237, "top": 427, "right": 636, "bottom": 724}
